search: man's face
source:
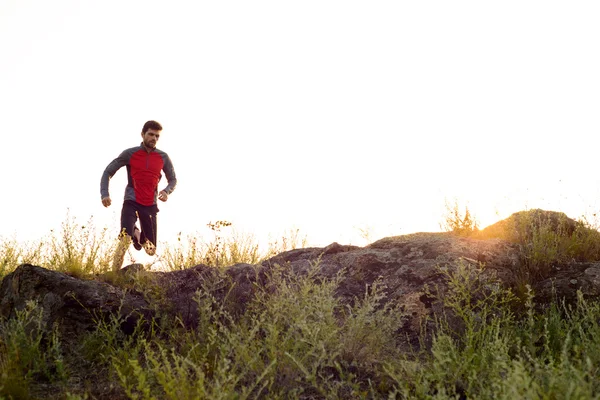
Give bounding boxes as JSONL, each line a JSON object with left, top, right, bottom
{"left": 142, "top": 129, "right": 161, "bottom": 149}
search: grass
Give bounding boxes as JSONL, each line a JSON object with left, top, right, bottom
{"left": 443, "top": 204, "right": 600, "bottom": 289}
{"left": 386, "top": 277, "right": 600, "bottom": 399}
{"left": 0, "top": 216, "right": 307, "bottom": 279}
{"left": 0, "top": 301, "right": 66, "bottom": 399}
{"left": 440, "top": 199, "right": 480, "bottom": 237}
{"left": 1, "top": 208, "right": 600, "bottom": 398}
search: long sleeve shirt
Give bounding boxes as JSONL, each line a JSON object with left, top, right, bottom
{"left": 100, "top": 144, "right": 177, "bottom": 206}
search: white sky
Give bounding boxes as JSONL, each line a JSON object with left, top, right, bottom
{"left": 1, "top": 0, "right": 600, "bottom": 256}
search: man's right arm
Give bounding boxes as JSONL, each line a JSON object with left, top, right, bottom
{"left": 100, "top": 149, "right": 131, "bottom": 202}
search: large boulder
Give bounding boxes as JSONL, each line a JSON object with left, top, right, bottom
{"left": 0, "top": 264, "right": 153, "bottom": 340}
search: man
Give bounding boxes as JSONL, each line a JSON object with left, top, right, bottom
{"left": 100, "top": 120, "right": 177, "bottom": 271}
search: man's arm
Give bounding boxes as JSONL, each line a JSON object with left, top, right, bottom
{"left": 160, "top": 153, "right": 177, "bottom": 196}
{"left": 100, "top": 149, "right": 131, "bottom": 203}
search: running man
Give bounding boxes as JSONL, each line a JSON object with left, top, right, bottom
{"left": 100, "top": 120, "right": 177, "bottom": 271}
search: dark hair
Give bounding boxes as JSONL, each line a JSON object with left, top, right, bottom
{"left": 142, "top": 120, "right": 163, "bottom": 133}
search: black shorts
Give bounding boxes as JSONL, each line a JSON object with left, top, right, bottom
{"left": 120, "top": 200, "right": 160, "bottom": 247}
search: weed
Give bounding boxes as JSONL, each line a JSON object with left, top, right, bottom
{"left": 43, "top": 213, "right": 116, "bottom": 276}
{"left": 386, "top": 259, "right": 600, "bottom": 399}
{"left": 0, "top": 301, "right": 66, "bottom": 399}
{"left": 441, "top": 199, "right": 479, "bottom": 237}
{"left": 339, "top": 278, "right": 403, "bottom": 367}
{"left": 264, "top": 228, "right": 308, "bottom": 258}
{"left": 0, "top": 236, "right": 25, "bottom": 280}
{"left": 161, "top": 224, "right": 307, "bottom": 271}
{"left": 0, "top": 236, "right": 45, "bottom": 280}
{"left": 505, "top": 210, "right": 600, "bottom": 283}
{"left": 3, "top": 208, "right": 600, "bottom": 397}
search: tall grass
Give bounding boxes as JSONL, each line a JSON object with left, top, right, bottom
{"left": 444, "top": 205, "right": 600, "bottom": 286}
{"left": 160, "top": 229, "right": 264, "bottom": 270}
{"left": 2, "top": 210, "right": 600, "bottom": 398}
{"left": 160, "top": 223, "right": 307, "bottom": 270}
{"left": 4, "top": 256, "right": 598, "bottom": 399}
{"left": 387, "top": 265, "right": 600, "bottom": 399}
{"left": 107, "top": 262, "right": 403, "bottom": 399}
{"left": 0, "top": 301, "right": 66, "bottom": 399}
{"left": 0, "top": 213, "right": 116, "bottom": 280}
{"left": 44, "top": 214, "right": 117, "bottom": 276}
{"left": 0, "top": 236, "right": 44, "bottom": 279}
{"left": 440, "top": 199, "right": 479, "bottom": 237}
{"left": 491, "top": 209, "right": 600, "bottom": 280}
{"left": 0, "top": 216, "right": 307, "bottom": 279}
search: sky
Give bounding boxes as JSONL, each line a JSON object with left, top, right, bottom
{"left": 1, "top": 0, "right": 600, "bottom": 261}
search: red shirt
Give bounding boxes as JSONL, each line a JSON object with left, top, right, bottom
{"left": 101, "top": 144, "right": 177, "bottom": 206}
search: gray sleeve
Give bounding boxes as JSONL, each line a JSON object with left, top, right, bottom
{"left": 100, "top": 149, "right": 130, "bottom": 199}
{"left": 161, "top": 153, "right": 177, "bottom": 195}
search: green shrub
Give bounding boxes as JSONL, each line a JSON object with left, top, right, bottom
{"left": 386, "top": 261, "right": 600, "bottom": 399}
{"left": 0, "top": 301, "right": 66, "bottom": 399}
{"left": 339, "top": 278, "right": 403, "bottom": 368}
{"left": 108, "top": 262, "right": 405, "bottom": 399}
{"left": 507, "top": 210, "right": 600, "bottom": 285}
{"left": 472, "top": 209, "right": 600, "bottom": 287}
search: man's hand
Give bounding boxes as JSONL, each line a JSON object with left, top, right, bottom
{"left": 102, "top": 197, "right": 112, "bottom": 207}
{"left": 158, "top": 191, "right": 169, "bottom": 202}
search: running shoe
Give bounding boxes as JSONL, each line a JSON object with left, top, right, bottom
{"left": 142, "top": 240, "right": 156, "bottom": 256}
{"left": 132, "top": 226, "right": 142, "bottom": 251}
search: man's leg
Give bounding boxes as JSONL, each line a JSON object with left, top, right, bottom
{"left": 112, "top": 202, "right": 138, "bottom": 271}
{"left": 139, "top": 211, "right": 158, "bottom": 256}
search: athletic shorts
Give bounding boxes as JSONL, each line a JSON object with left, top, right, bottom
{"left": 120, "top": 200, "right": 160, "bottom": 247}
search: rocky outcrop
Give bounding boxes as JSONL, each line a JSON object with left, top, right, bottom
{"left": 2, "top": 210, "right": 600, "bottom": 353}
{"left": 0, "top": 264, "right": 153, "bottom": 339}
{"left": 476, "top": 209, "right": 582, "bottom": 241}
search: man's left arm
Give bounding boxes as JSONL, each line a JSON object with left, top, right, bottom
{"left": 160, "top": 153, "right": 177, "bottom": 199}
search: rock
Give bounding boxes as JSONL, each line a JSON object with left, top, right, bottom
{"left": 0, "top": 233, "right": 523, "bottom": 352}
{"left": 477, "top": 209, "right": 581, "bottom": 242}
{"left": 3, "top": 211, "right": 600, "bottom": 353}
{"left": 261, "top": 232, "right": 521, "bottom": 349}
{"left": 0, "top": 264, "right": 152, "bottom": 342}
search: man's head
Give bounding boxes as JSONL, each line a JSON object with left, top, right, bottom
{"left": 141, "top": 120, "right": 162, "bottom": 149}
